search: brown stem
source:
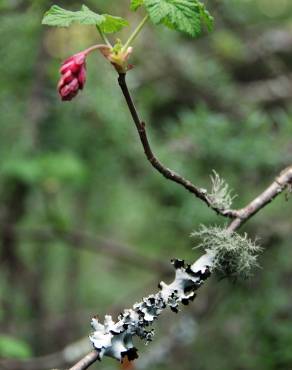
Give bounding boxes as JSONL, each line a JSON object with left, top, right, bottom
{"left": 118, "top": 73, "right": 236, "bottom": 218}
{"left": 118, "top": 73, "right": 292, "bottom": 230}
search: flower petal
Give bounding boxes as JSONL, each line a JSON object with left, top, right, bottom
{"left": 59, "top": 78, "right": 79, "bottom": 100}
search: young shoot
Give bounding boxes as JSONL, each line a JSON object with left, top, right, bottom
{"left": 42, "top": 1, "right": 213, "bottom": 99}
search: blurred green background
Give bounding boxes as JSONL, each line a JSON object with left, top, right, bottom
{"left": 0, "top": 0, "right": 291, "bottom": 369}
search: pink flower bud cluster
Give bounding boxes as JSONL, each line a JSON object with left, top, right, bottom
{"left": 58, "top": 52, "right": 87, "bottom": 101}
{"left": 57, "top": 44, "right": 133, "bottom": 102}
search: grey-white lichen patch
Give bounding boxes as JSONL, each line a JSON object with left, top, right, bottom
{"left": 192, "top": 225, "right": 262, "bottom": 279}
{"left": 208, "top": 170, "right": 236, "bottom": 211}
{"left": 89, "top": 252, "right": 214, "bottom": 362}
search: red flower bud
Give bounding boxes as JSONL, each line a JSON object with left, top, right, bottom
{"left": 58, "top": 52, "right": 87, "bottom": 101}
{"left": 57, "top": 44, "right": 133, "bottom": 101}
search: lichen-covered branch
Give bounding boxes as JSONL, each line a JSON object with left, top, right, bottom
{"left": 66, "top": 79, "right": 291, "bottom": 370}
{"left": 71, "top": 164, "right": 290, "bottom": 370}
{"left": 88, "top": 254, "right": 213, "bottom": 362}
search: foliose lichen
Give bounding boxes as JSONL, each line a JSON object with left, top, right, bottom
{"left": 89, "top": 252, "right": 214, "bottom": 362}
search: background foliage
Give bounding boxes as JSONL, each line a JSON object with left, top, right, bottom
{"left": 0, "top": 0, "right": 291, "bottom": 369}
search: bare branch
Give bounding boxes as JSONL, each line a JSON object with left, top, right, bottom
{"left": 15, "top": 226, "right": 170, "bottom": 274}
{"left": 228, "top": 166, "right": 292, "bottom": 232}
{"left": 242, "top": 73, "right": 292, "bottom": 104}
{"left": 69, "top": 350, "right": 100, "bottom": 370}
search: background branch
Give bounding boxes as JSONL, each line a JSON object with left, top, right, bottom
{"left": 14, "top": 226, "right": 170, "bottom": 274}
{"left": 0, "top": 338, "right": 91, "bottom": 370}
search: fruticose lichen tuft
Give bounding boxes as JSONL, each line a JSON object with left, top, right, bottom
{"left": 208, "top": 170, "right": 236, "bottom": 211}
{"left": 192, "top": 225, "right": 262, "bottom": 279}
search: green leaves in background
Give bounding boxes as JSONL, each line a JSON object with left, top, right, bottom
{"left": 131, "top": 0, "right": 213, "bottom": 36}
{"left": 130, "top": 0, "right": 145, "bottom": 11}
{"left": 42, "top": 5, "right": 128, "bottom": 33}
{"left": 0, "top": 335, "right": 32, "bottom": 359}
{"left": 1, "top": 153, "right": 87, "bottom": 188}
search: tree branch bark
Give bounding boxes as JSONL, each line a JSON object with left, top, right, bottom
{"left": 14, "top": 226, "right": 170, "bottom": 274}
{"left": 68, "top": 350, "right": 100, "bottom": 370}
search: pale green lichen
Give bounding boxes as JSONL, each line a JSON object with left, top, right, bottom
{"left": 192, "top": 225, "right": 262, "bottom": 279}
{"left": 208, "top": 170, "right": 236, "bottom": 211}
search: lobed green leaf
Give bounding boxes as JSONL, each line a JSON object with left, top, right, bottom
{"left": 42, "top": 4, "right": 128, "bottom": 33}
{"left": 143, "top": 0, "right": 213, "bottom": 36}
{"left": 100, "top": 14, "right": 129, "bottom": 33}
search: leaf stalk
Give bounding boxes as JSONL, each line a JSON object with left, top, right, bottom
{"left": 122, "top": 15, "right": 149, "bottom": 52}
{"left": 96, "top": 25, "right": 112, "bottom": 47}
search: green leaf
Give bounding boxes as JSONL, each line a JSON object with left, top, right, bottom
{"left": 199, "top": 2, "right": 214, "bottom": 31}
{"left": 99, "top": 14, "right": 129, "bottom": 33}
{"left": 0, "top": 335, "right": 32, "bottom": 359}
{"left": 130, "top": 0, "right": 145, "bottom": 11}
{"left": 42, "top": 4, "right": 128, "bottom": 33}
{"left": 1, "top": 153, "right": 87, "bottom": 186}
{"left": 1, "top": 158, "right": 41, "bottom": 185}
{"left": 143, "top": 0, "right": 213, "bottom": 36}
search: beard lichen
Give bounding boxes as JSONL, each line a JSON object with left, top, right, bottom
{"left": 207, "top": 170, "right": 236, "bottom": 211}
{"left": 192, "top": 225, "right": 262, "bottom": 279}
